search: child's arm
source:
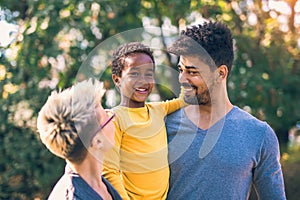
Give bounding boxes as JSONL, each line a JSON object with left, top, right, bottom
{"left": 158, "top": 86, "right": 188, "bottom": 115}
{"left": 103, "top": 122, "right": 130, "bottom": 200}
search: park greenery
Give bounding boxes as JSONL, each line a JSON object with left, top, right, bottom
{"left": 0, "top": 0, "right": 300, "bottom": 199}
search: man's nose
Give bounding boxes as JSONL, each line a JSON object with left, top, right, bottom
{"left": 179, "top": 71, "right": 188, "bottom": 84}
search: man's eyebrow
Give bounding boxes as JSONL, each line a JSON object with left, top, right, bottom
{"left": 185, "top": 65, "right": 197, "bottom": 69}
{"left": 178, "top": 64, "right": 197, "bottom": 69}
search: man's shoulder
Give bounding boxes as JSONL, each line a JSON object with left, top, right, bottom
{"left": 166, "top": 108, "right": 183, "bottom": 116}
{"left": 165, "top": 109, "right": 184, "bottom": 135}
{"left": 231, "top": 106, "right": 268, "bottom": 125}
{"left": 229, "top": 106, "right": 273, "bottom": 138}
{"left": 165, "top": 108, "right": 183, "bottom": 121}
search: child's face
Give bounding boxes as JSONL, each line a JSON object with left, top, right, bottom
{"left": 113, "top": 52, "right": 155, "bottom": 108}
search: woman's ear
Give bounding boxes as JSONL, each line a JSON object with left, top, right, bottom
{"left": 91, "top": 135, "right": 103, "bottom": 150}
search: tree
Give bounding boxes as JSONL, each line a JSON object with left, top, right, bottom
{"left": 0, "top": 0, "right": 144, "bottom": 198}
{"left": 1, "top": 0, "right": 299, "bottom": 199}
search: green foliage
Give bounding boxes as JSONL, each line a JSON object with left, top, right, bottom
{"left": 227, "top": 1, "right": 300, "bottom": 143}
{"left": 281, "top": 148, "right": 300, "bottom": 200}
{"left": 0, "top": 0, "right": 300, "bottom": 199}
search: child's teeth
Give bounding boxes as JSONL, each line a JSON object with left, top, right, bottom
{"left": 136, "top": 88, "right": 146, "bottom": 91}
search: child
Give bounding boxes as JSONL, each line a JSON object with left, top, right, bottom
{"left": 103, "top": 42, "right": 186, "bottom": 199}
{"left": 37, "top": 79, "right": 121, "bottom": 200}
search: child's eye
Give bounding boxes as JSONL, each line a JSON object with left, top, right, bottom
{"left": 145, "top": 73, "right": 154, "bottom": 77}
{"left": 130, "top": 72, "right": 139, "bottom": 77}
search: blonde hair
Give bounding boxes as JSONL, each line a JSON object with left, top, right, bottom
{"left": 37, "top": 78, "right": 105, "bottom": 163}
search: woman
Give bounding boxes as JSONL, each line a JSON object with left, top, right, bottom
{"left": 37, "top": 78, "right": 121, "bottom": 200}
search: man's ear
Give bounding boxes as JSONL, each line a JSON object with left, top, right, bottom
{"left": 112, "top": 74, "right": 121, "bottom": 87}
{"left": 217, "top": 65, "right": 228, "bottom": 80}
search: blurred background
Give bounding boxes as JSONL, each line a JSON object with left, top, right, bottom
{"left": 0, "top": 0, "right": 299, "bottom": 199}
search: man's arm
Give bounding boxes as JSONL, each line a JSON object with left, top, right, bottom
{"left": 253, "top": 125, "right": 286, "bottom": 200}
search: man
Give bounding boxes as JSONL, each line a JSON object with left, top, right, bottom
{"left": 165, "top": 21, "right": 286, "bottom": 199}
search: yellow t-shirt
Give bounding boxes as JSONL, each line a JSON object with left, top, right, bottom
{"left": 103, "top": 97, "right": 186, "bottom": 200}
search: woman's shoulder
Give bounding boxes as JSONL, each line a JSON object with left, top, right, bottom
{"left": 102, "top": 177, "right": 122, "bottom": 200}
{"left": 48, "top": 174, "right": 75, "bottom": 199}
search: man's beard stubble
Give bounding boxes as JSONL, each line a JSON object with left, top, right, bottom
{"left": 184, "top": 89, "right": 211, "bottom": 105}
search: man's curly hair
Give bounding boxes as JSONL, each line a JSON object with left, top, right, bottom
{"left": 111, "top": 42, "right": 155, "bottom": 77}
{"left": 37, "top": 78, "right": 105, "bottom": 164}
{"left": 168, "top": 21, "right": 234, "bottom": 73}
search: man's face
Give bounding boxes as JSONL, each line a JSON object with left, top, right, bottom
{"left": 178, "top": 55, "right": 216, "bottom": 105}
{"left": 113, "top": 52, "right": 155, "bottom": 108}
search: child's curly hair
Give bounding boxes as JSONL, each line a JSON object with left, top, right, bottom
{"left": 111, "top": 42, "right": 155, "bottom": 77}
